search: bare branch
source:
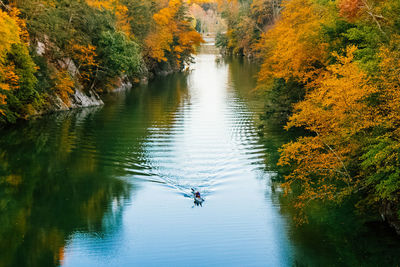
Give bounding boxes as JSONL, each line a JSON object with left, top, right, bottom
{"left": 0, "top": 0, "right": 10, "bottom": 10}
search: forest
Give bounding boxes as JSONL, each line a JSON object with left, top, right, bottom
{"left": 217, "top": 0, "right": 400, "bottom": 230}
{"left": 1, "top": 0, "right": 400, "bottom": 243}
{"left": 1, "top": 0, "right": 400, "bottom": 265}
{"left": 0, "top": 0, "right": 202, "bottom": 124}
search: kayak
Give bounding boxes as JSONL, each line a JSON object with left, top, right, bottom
{"left": 194, "top": 196, "right": 204, "bottom": 203}
{"left": 191, "top": 188, "right": 204, "bottom": 203}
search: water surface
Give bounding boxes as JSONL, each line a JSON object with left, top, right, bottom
{"left": 0, "top": 49, "right": 399, "bottom": 266}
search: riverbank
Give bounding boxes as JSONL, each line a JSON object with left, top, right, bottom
{"left": 215, "top": 0, "right": 400, "bottom": 237}
{"left": 0, "top": 1, "right": 202, "bottom": 125}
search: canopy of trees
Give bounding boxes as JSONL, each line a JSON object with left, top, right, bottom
{"left": 236, "top": 0, "right": 400, "bottom": 224}
{"left": 215, "top": 0, "right": 400, "bottom": 226}
{"left": 0, "top": 0, "right": 203, "bottom": 124}
{"left": 215, "top": 0, "right": 281, "bottom": 56}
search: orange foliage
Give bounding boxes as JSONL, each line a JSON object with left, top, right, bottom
{"left": 145, "top": 0, "right": 203, "bottom": 66}
{"left": 0, "top": 9, "right": 26, "bottom": 115}
{"left": 1, "top": 64, "right": 20, "bottom": 90}
{"left": 53, "top": 71, "right": 74, "bottom": 106}
{"left": 145, "top": 0, "right": 181, "bottom": 62}
{"left": 279, "top": 46, "right": 377, "bottom": 218}
{"left": 0, "top": 10, "right": 21, "bottom": 61}
{"left": 374, "top": 37, "right": 400, "bottom": 129}
{"left": 287, "top": 46, "right": 377, "bottom": 135}
{"left": 338, "top": 0, "right": 363, "bottom": 20}
{"left": 0, "top": 94, "right": 6, "bottom": 115}
{"left": 7, "top": 7, "right": 30, "bottom": 44}
{"left": 257, "top": 0, "right": 330, "bottom": 86}
{"left": 69, "top": 43, "right": 98, "bottom": 85}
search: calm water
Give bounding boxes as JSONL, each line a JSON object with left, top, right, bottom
{"left": 0, "top": 49, "right": 400, "bottom": 266}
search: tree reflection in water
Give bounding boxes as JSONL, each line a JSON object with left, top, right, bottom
{"left": 0, "top": 73, "right": 190, "bottom": 267}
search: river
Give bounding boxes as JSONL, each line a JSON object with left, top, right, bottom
{"left": 0, "top": 47, "right": 399, "bottom": 266}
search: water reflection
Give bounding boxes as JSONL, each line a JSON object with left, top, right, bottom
{"left": 260, "top": 116, "right": 400, "bottom": 266}
{"left": 0, "top": 109, "right": 131, "bottom": 267}
{"left": 1, "top": 49, "right": 399, "bottom": 267}
{"left": 0, "top": 73, "right": 191, "bottom": 266}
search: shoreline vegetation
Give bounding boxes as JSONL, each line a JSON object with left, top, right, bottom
{"left": 216, "top": 0, "right": 400, "bottom": 234}
{"left": 1, "top": 0, "right": 400, "bottom": 239}
{"left": 0, "top": 0, "right": 203, "bottom": 125}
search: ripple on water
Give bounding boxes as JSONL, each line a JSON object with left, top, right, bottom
{"left": 57, "top": 53, "right": 295, "bottom": 267}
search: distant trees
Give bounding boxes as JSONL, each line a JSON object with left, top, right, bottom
{"left": 189, "top": 2, "right": 225, "bottom": 34}
{"left": 216, "top": 0, "right": 281, "bottom": 56}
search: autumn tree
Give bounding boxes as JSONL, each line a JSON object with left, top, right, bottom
{"left": 257, "top": 0, "right": 332, "bottom": 86}
{"left": 68, "top": 43, "right": 99, "bottom": 88}
{"left": 278, "top": 46, "right": 378, "bottom": 221}
{"left": 215, "top": 0, "right": 282, "bottom": 56}
{"left": 144, "top": 0, "right": 203, "bottom": 71}
{"left": 338, "top": 0, "right": 389, "bottom": 34}
{"left": 0, "top": 8, "right": 38, "bottom": 123}
{"left": 52, "top": 70, "right": 74, "bottom": 105}
{"left": 0, "top": 9, "right": 21, "bottom": 116}
{"left": 0, "top": 0, "right": 207, "bottom": 124}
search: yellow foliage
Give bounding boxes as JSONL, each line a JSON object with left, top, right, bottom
{"left": 69, "top": 43, "right": 98, "bottom": 84}
{"left": 145, "top": 0, "right": 181, "bottom": 62}
{"left": 0, "top": 10, "right": 21, "bottom": 62}
{"left": 70, "top": 44, "right": 97, "bottom": 67}
{"left": 2, "top": 65, "right": 20, "bottom": 89}
{"left": 145, "top": 30, "right": 173, "bottom": 62}
{"left": 287, "top": 46, "right": 377, "bottom": 135}
{"left": 7, "top": 7, "right": 30, "bottom": 44}
{"left": 257, "top": 0, "right": 330, "bottom": 86}
{"left": 145, "top": 0, "right": 203, "bottom": 65}
{"left": 375, "top": 37, "right": 400, "bottom": 130}
{"left": 279, "top": 46, "right": 377, "bottom": 218}
{"left": 0, "top": 9, "right": 27, "bottom": 115}
{"left": 53, "top": 71, "right": 74, "bottom": 106}
{"left": 0, "top": 94, "right": 6, "bottom": 115}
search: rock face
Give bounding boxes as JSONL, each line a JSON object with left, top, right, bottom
{"left": 109, "top": 76, "right": 133, "bottom": 93}
{"left": 380, "top": 201, "right": 400, "bottom": 235}
{"left": 46, "top": 58, "right": 104, "bottom": 112}
{"left": 39, "top": 38, "right": 105, "bottom": 112}
{"left": 30, "top": 37, "right": 172, "bottom": 117}
{"left": 58, "top": 58, "right": 80, "bottom": 77}
{"left": 47, "top": 88, "right": 104, "bottom": 112}
{"left": 70, "top": 89, "right": 104, "bottom": 108}
{"left": 155, "top": 69, "right": 174, "bottom": 76}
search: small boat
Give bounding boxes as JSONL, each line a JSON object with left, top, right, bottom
{"left": 194, "top": 196, "right": 204, "bottom": 203}
{"left": 191, "top": 188, "right": 204, "bottom": 204}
